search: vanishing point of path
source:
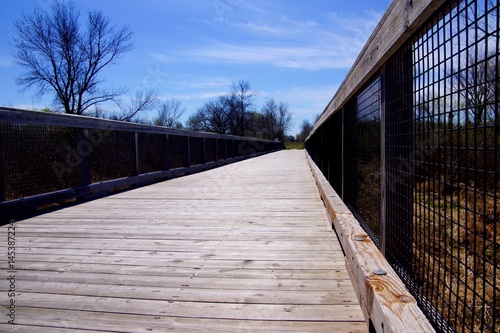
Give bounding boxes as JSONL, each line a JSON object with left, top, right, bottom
{"left": 0, "top": 150, "right": 366, "bottom": 332}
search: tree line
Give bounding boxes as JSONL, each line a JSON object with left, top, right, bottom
{"left": 186, "top": 80, "right": 292, "bottom": 141}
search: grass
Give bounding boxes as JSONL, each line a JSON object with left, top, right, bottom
{"left": 284, "top": 141, "right": 304, "bottom": 150}
{"left": 413, "top": 185, "right": 500, "bottom": 333}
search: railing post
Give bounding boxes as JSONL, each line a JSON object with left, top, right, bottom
{"left": 224, "top": 139, "right": 228, "bottom": 159}
{"left": 134, "top": 132, "right": 139, "bottom": 176}
{"left": 79, "top": 128, "right": 92, "bottom": 186}
{"left": 185, "top": 136, "right": 191, "bottom": 167}
{"left": 202, "top": 137, "right": 206, "bottom": 164}
{"left": 215, "top": 138, "right": 218, "bottom": 161}
{"left": 163, "top": 134, "right": 170, "bottom": 171}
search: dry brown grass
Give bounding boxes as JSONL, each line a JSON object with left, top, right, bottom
{"left": 414, "top": 185, "right": 499, "bottom": 333}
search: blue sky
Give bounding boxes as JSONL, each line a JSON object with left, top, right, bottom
{"left": 0, "top": 0, "right": 390, "bottom": 136}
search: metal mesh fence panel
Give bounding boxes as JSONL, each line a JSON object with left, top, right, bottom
{"left": 138, "top": 133, "right": 166, "bottom": 174}
{"left": 190, "top": 137, "right": 204, "bottom": 166}
{"left": 307, "top": 1, "right": 499, "bottom": 331}
{"left": 0, "top": 123, "right": 80, "bottom": 201}
{"left": 90, "top": 130, "right": 135, "bottom": 182}
{"left": 234, "top": 139, "right": 244, "bottom": 157}
{"left": 392, "top": 1, "right": 499, "bottom": 331}
{"left": 168, "top": 135, "right": 188, "bottom": 169}
{"left": 327, "top": 112, "right": 343, "bottom": 195}
{"left": 385, "top": 41, "right": 415, "bottom": 277}
{"left": 217, "top": 138, "right": 226, "bottom": 160}
{"left": 343, "top": 77, "right": 382, "bottom": 244}
{"left": 205, "top": 138, "right": 216, "bottom": 163}
{"left": 226, "top": 139, "right": 235, "bottom": 158}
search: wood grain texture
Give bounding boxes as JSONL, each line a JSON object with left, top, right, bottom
{"left": 306, "top": 151, "right": 435, "bottom": 333}
{"left": 0, "top": 150, "right": 366, "bottom": 332}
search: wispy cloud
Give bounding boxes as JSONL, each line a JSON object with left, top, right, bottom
{"left": 186, "top": 43, "right": 353, "bottom": 70}
{"left": 176, "top": 91, "right": 229, "bottom": 101}
{"left": 174, "top": 78, "right": 232, "bottom": 90}
{"left": 187, "top": 42, "right": 360, "bottom": 70}
{"left": 272, "top": 85, "right": 339, "bottom": 114}
{"left": 181, "top": 7, "right": 383, "bottom": 71}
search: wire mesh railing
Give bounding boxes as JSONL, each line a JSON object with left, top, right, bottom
{"left": 0, "top": 107, "right": 283, "bottom": 221}
{"left": 306, "top": 0, "right": 499, "bottom": 332}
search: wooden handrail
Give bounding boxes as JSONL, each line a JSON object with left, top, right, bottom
{"left": 0, "top": 107, "right": 272, "bottom": 141}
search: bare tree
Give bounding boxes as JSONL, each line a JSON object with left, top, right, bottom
{"left": 11, "top": 0, "right": 133, "bottom": 115}
{"left": 297, "top": 120, "right": 313, "bottom": 142}
{"left": 154, "top": 99, "right": 186, "bottom": 128}
{"left": 116, "top": 89, "right": 159, "bottom": 122}
{"left": 451, "top": 0, "right": 498, "bottom": 128}
{"left": 261, "top": 98, "right": 293, "bottom": 141}
{"left": 225, "top": 80, "right": 256, "bottom": 136}
{"left": 261, "top": 98, "right": 279, "bottom": 140}
{"left": 187, "top": 97, "right": 229, "bottom": 134}
{"left": 186, "top": 80, "right": 293, "bottom": 140}
{"left": 186, "top": 112, "right": 204, "bottom": 132}
{"left": 276, "top": 101, "right": 293, "bottom": 141}
{"left": 451, "top": 49, "right": 498, "bottom": 128}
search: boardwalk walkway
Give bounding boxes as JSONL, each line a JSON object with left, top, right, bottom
{"left": 1, "top": 150, "right": 366, "bottom": 332}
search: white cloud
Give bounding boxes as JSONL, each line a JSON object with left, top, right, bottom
{"left": 274, "top": 85, "right": 338, "bottom": 113}
{"left": 172, "top": 78, "right": 233, "bottom": 91}
{"left": 185, "top": 43, "right": 354, "bottom": 70}
{"left": 176, "top": 91, "right": 228, "bottom": 101}
{"left": 182, "top": 8, "right": 384, "bottom": 71}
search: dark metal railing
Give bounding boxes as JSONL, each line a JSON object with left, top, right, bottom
{"left": 0, "top": 107, "right": 283, "bottom": 221}
{"left": 306, "top": 0, "right": 499, "bottom": 332}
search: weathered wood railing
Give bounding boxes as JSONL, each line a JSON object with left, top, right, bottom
{"left": 0, "top": 107, "right": 283, "bottom": 221}
{"left": 307, "top": 0, "right": 499, "bottom": 332}
{"left": 304, "top": 0, "right": 494, "bottom": 332}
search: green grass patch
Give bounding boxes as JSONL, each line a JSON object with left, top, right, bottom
{"left": 284, "top": 142, "right": 305, "bottom": 150}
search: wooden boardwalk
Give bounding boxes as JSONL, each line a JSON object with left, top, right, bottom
{"left": 0, "top": 150, "right": 366, "bottom": 332}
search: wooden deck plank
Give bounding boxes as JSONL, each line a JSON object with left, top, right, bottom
{"left": 7, "top": 281, "right": 359, "bottom": 305}
{"left": 0, "top": 150, "right": 366, "bottom": 332}
{"left": 1, "top": 270, "right": 355, "bottom": 291}
{"left": 1, "top": 308, "right": 368, "bottom": 333}
{"left": 12, "top": 292, "right": 365, "bottom": 321}
{"left": 0, "top": 257, "right": 346, "bottom": 270}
